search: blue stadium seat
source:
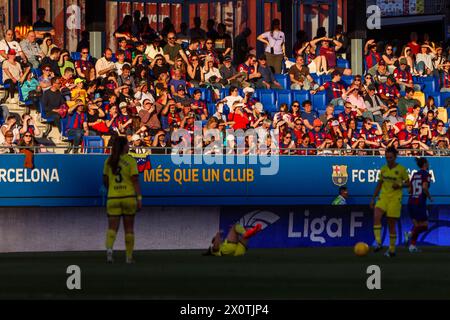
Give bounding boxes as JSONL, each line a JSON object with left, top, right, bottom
{"left": 441, "top": 92, "right": 450, "bottom": 107}
{"left": 160, "top": 115, "right": 169, "bottom": 130}
{"left": 274, "top": 74, "right": 290, "bottom": 89}
{"left": 188, "top": 87, "right": 212, "bottom": 102}
{"left": 83, "top": 136, "right": 104, "bottom": 154}
{"left": 311, "top": 91, "right": 327, "bottom": 110}
{"left": 207, "top": 103, "right": 216, "bottom": 115}
{"left": 292, "top": 90, "right": 310, "bottom": 105}
{"left": 422, "top": 76, "right": 438, "bottom": 94}
{"left": 276, "top": 90, "right": 293, "bottom": 107}
{"left": 71, "top": 52, "right": 81, "bottom": 61}
{"left": 320, "top": 74, "right": 332, "bottom": 84}
{"left": 256, "top": 89, "right": 276, "bottom": 112}
{"left": 0, "top": 70, "right": 10, "bottom": 89}
{"left": 337, "top": 58, "right": 350, "bottom": 69}
{"left": 310, "top": 73, "right": 321, "bottom": 85}
{"left": 341, "top": 75, "right": 354, "bottom": 87}
{"left": 32, "top": 68, "right": 42, "bottom": 78}
{"left": 333, "top": 105, "right": 344, "bottom": 114}
{"left": 219, "top": 88, "right": 228, "bottom": 100}
{"left": 38, "top": 99, "right": 54, "bottom": 122}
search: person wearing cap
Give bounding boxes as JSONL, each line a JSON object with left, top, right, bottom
{"left": 1, "top": 48, "right": 28, "bottom": 104}
{"left": 373, "top": 59, "right": 390, "bottom": 85}
{"left": 219, "top": 55, "right": 245, "bottom": 87}
{"left": 242, "top": 86, "right": 260, "bottom": 111}
{"left": 256, "top": 54, "right": 282, "bottom": 89}
{"left": 0, "top": 29, "right": 26, "bottom": 64}
{"left": 378, "top": 75, "right": 400, "bottom": 104}
{"left": 398, "top": 87, "right": 422, "bottom": 118}
{"left": 71, "top": 78, "right": 87, "bottom": 104}
{"left": 415, "top": 44, "right": 437, "bottom": 76}
{"left": 364, "top": 84, "right": 387, "bottom": 124}
{"left": 364, "top": 39, "right": 382, "bottom": 75}
{"left": 308, "top": 118, "right": 330, "bottom": 148}
{"left": 173, "top": 84, "right": 192, "bottom": 106}
{"left": 398, "top": 119, "right": 418, "bottom": 149}
{"left": 134, "top": 80, "right": 155, "bottom": 105}
{"left": 393, "top": 57, "right": 420, "bottom": 91}
{"left": 0, "top": 130, "right": 18, "bottom": 154}
{"left": 129, "top": 134, "right": 147, "bottom": 154}
{"left": 300, "top": 100, "right": 319, "bottom": 130}
{"left": 249, "top": 102, "right": 266, "bottom": 129}
{"left": 311, "top": 70, "right": 346, "bottom": 107}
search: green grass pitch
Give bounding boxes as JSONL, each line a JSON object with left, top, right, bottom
{"left": 0, "top": 247, "right": 449, "bottom": 299}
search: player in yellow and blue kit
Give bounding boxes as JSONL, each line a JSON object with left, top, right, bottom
{"left": 103, "top": 136, "right": 142, "bottom": 264}
{"left": 203, "top": 223, "right": 262, "bottom": 257}
{"left": 370, "top": 147, "right": 410, "bottom": 257}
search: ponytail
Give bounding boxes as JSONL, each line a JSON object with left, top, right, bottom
{"left": 108, "top": 135, "right": 128, "bottom": 174}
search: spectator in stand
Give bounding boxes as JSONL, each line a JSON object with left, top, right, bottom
{"left": 233, "top": 28, "right": 252, "bottom": 66}
{"left": 273, "top": 104, "right": 292, "bottom": 128}
{"left": 20, "top": 68, "right": 41, "bottom": 103}
{"left": 228, "top": 103, "right": 249, "bottom": 130}
{"left": 338, "top": 102, "right": 357, "bottom": 131}
{"left": 378, "top": 75, "right": 400, "bottom": 104}
{"left": 439, "top": 62, "right": 450, "bottom": 92}
{"left": 300, "top": 100, "right": 319, "bottom": 131}
{"left": 118, "top": 64, "right": 136, "bottom": 92}
{"left": 95, "top": 48, "right": 116, "bottom": 79}
{"left": 432, "top": 120, "right": 447, "bottom": 145}
{"left": 32, "top": 8, "right": 55, "bottom": 39}
{"left": 40, "top": 33, "right": 57, "bottom": 57}
{"left": 433, "top": 46, "right": 446, "bottom": 72}
{"left": 190, "top": 89, "right": 208, "bottom": 120}
{"left": 311, "top": 36, "right": 352, "bottom": 75}
{"left": 0, "top": 29, "right": 27, "bottom": 65}
{"left": 137, "top": 99, "right": 163, "bottom": 134}
{"left": 345, "top": 118, "right": 360, "bottom": 145}
{"left": 383, "top": 106, "right": 404, "bottom": 125}
{"left": 59, "top": 50, "right": 75, "bottom": 76}
{"left": 381, "top": 44, "right": 398, "bottom": 73}
{"left": 394, "top": 58, "right": 420, "bottom": 91}
{"left": 71, "top": 78, "right": 87, "bottom": 104}
{"left": 397, "top": 87, "right": 420, "bottom": 117}
{"left": 237, "top": 54, "right": 262, "bottom": 87}
{"left": 219, "top": 55, "right": 245, "bottom": 87}
{"left": 296, "top": 41, "right": 327, "bottom": 75}
{"left": 407, "top": 32, "right": 420, "bottom": 56}
{"left": 114, "top": 50, "right": 128, "bottom": 76}
{"left": 364, "top": 39, "right": 382, "bottom": 75}
{"left": 20, "top": 31, "right": 45, "bottom": 69}
{"left": 160, "top": 17, "right": 176, "bottom": 40}
{"left": 76, "top": 31, "right": 90, "bottom": 53}
{"left": 65, "top": 101, "right": 90, "bottom": 153}
{"left": 418, "top": 123, "right": 433, "bottom": 146}
{"left": 114, "top": 15, "right": 138, "bottom": 42}
{"left": 319, "top": 104, "right": 335, "bottom": 125}
{"left": 359, "top": 118, "right": 383, "bottom": 149}
{"left": 75, "top": 48, "right": 95, "bottom": 81}
{"left": 342, "top": 84, "right": 372, "bottom": 120}
{"left": 308, "top": 119, "right": 330, "bottom": 149}
{"left": 187, "top": 54, "right": 204, "bottom": 87}
{"left": 2, "top": 49, "right": 28, "bottom": 103}
{"left": 421, "top": 109, "right": 438, "bottom": 131}
{"left": 289, "top": 55, "right": 318, "bottom": 90}
{"left": 398, "top": 119, "right": 418, "bottom": 149}
{"left": 311, "top": 70, "right": 347, "bottom": 107}
{"left": 170, "top": 69, "right": 187, "bottom": 96}
{"left": 373, "top": 60, "right": 390, "bottom": 85}
{"left": 221, "top": 86, "right": 243, "bottom": 112}
{"left": 364, "top": 84, "right": 387, "bottom": 124}
{"left": 0, "top": 130, "right": 18, "bottom": 153}
{"left": 415, "top": 44, "right": 437, "bottom": 76}
{"left": 333, "top": 24, "right": 349, "bottom": 59}
{"left": 257, "top": 54, "right": 282, "bottom": 89}
{"left": 145, "top": 38, "right": 164, "bottom": 62}
{"left": 203, "top": 55, "right": 223, "bottom": 89}
{"left": 41, "top": 77, "right": 65, "bottom": 138}
{"left": 41, "top": 47, "right": 62, "bottom": 77}
{"left": 189, "top": 17, "right": 207, "bottom": 40}
{"left": 203, "top": 38, "right": 220, "bottom": 67}
{"left": 399, "top": 46, "right": 417, "bottom": 75}
{"left": 164, "top": 32, "right": 189, "bottom": 66}
{"left": 215, "top": 23, "right": 232, "bottom": 62}
{"left": 257, "top": 19, "right": 286, "bottom": 74}
{"left": 0, "top": 116, "right": 20, "bottom": 143}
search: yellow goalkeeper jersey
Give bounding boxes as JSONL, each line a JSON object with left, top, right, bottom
{"left": 103, "top": 154, "right": 139, "bottom": 199}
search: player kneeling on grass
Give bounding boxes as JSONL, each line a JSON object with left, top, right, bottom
{"left": 405, "top": 157, "right": 432, "bottom": 253}
{"left": 370, "top": 146, "right": 410, "bottom": 257}
{"left": 203, "top": 223, "right": 262, "bottom": 256}
{"left": 103, "top": 136, "right": 142, "bottom": 264}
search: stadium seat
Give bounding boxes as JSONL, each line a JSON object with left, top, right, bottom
{"left": 337, "top": 58, "right": 350, "bottom": 69}
{"left": 276, "top": 90, "right": 293, "bottom": 107}
{"left": 441, "top": 92, "right": 450, "bottom": 107}
{"left": 32, "top": 68, "right": 42, "bottom": 78}
{"left": 207, "top": 103, "right": 216, "bottom": 115}
{"left": 188, "top": 87, "right": 212, "bottom": 102}
{"left": 83, "top": 136, "right": 104, "bottom": 153}
{"left": 70, "top": 52, "right": 81, "bottom": 61}
{"left": 427, "top": 92, "right": 442, "bottom": 107}
{"left": 219, "top": 88, "right": 228, "bottom": 100}
{"left": 160, "top": 115, "right": 169, "bottom": 130}
{"left": 274, "top": 74, "right": 290, "bottom": 89}
{"left": 0, "top": 70, "right": 10, "bottom": 89}
{"left": 311, "top": 91, "right": 327, "bottom": 110}
{"left": 256, "top": 89, "right": 276, "bottom": 112}
{"left": 310, "top": 73, "right": 321, "bottom": 85}
{"left": 292, "top": 90, "right": 310, "bottom": 105}
{"left": 422, "top": 76, "right": 438, "bottom": 94}
{"left": 341, "top": 75, "right": 354, "bottom": 87}
{"left": 320, "top": 74, "right": 332, "bottom": 84}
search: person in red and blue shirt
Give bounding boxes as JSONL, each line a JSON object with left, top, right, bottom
{"left": 311, "top": 70, "right": 347, "bottom": 106}
{"left": 237, "top": 54, "right": 261, "bottom": 84}
{"left": 393, "top": 58, "right": 419, "bottom": 91}
{"left": 66, "top": 101, "right": 90, "bottom": 153}
{"left": 398, "top": 120, "right": 418, "bottom": 148}
{"left": 378, "top": 75, "right": 400, "bottom": 103}
{"left": 338, "top": 102, "right": 357, "bottom": 131}
{"left": 364, "top": 39, "right": 381, "bottom": 73}
{"left": 359, "top": 119, "right": 382, "bottom": 149}
{"left": 308, "top": 118, "right": 331, "bottom": 148}
{"left": 440, "top": 63, "right": 450, "bottom": 92}
{"left": 191, "top": 89, "right": 208, "bottom": 120}
{"left": 406, "top": 157, "right": 432, "bottom": 253}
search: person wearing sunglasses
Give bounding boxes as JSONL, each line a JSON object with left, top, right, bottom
{"left": 163, "top": 32, "right": 189, "bottom": 66}
{"left": 75, "top": 47, "right": 95, "bottom": 81}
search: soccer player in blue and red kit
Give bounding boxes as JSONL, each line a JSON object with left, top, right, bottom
{"left": 405, "top": 157, "right": 433, "bottom": 253}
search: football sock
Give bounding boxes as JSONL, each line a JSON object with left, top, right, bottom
{"left": 411, "top": 225, "right": 428, "bottom": 245}
{"left": 105, "top": 229, "right": 117, "bottom": 250}
{"left": 234, "top": 224, "right": 246, "bottom": 235}
{"left": 389, "top": 233, "right": 397, "bottom": 253}
{"left": 373, "top": 224, "right": 382, "bottom": 245}
{"left": 125, "top": 233, "right": 135, "bottom": 259}
{"left": 243, "top": 223, "right": 262, "bottom": 239}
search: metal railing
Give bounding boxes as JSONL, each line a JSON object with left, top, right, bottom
{"left": 1, "top": 146, "right": 449, "bottom": 156}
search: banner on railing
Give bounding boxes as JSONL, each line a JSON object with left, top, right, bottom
{"left": 0, "top": 154, "right": 449, "bottom": 206}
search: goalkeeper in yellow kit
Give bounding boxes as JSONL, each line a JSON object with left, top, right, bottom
{"left": 370, "top": 147, "right": 410, "bottom": 257}
{"left": 103, "top": 136, "right": 142, "bottom": 264}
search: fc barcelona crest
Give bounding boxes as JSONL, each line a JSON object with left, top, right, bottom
{"left": 332, "top": 165, "right": 348, "bottom": 186}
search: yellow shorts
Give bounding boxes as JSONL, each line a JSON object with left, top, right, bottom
{"left": 107, "top": 197, "right": 137, "bottom": 216}
{"left": 212, "top": 240, "right": 247, "bottom": 257}
{"left": 376, "top": 196, "right": 402, "bottom": 218}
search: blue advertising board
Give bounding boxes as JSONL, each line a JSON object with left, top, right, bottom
{"left": 0, "top": 154, "right": 450, "bottom": 206}
{"left": 219, "top": 206, "right": 450, "bottom": 247}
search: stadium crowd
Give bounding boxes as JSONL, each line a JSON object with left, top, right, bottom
{"left": 1, "top": 9, "right": 450, "bottom": 156}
